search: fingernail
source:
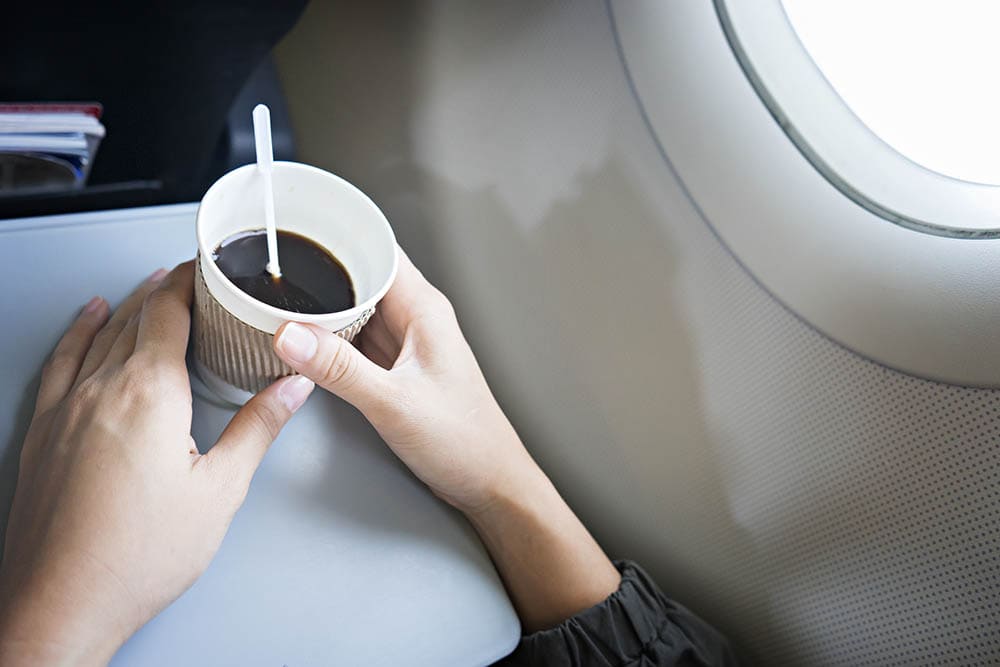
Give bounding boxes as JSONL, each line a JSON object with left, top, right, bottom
{"left": 276, "top": 323, "right": 318, "bottom": 363}
{"left": 147, "top": 268, "right": 169, "bottom": 283}
{"left": 83, "top": 296, "right": 104, "bottom": 314}
{"left": 278, "top": 375, "right": 314, "bottom": 412}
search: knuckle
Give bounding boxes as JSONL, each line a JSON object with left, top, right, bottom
{"left": 318, "top": 342, "right": 359, "bottom": 389}
{"left": 64, "top": 377, "right": 101, "bottom": 416}
{"left": 246, "top": 402, "right": 283, "bottom": 440}
{"left": 430, "top": 289, "right": 456, "bottom": 319}
{"left": 412, "top": 290, "right": 458, "bottom": 336}
{"left": 92, "top": 326, "right": 117, "bottom": 347}
{"left": 74, "top": 374, "right": 101, "bottom": 400}
{"left": 41, "top": 352, "right": 76, "bottom": 383}
{"left": 91, "top": 320, "right": 124, "bottom": 348}
{"left": 142, "top": 287, "right": 172, "bottom": 313}
{"left": 120, "top": 357, "right": 167, "bottom": 401}
{"left": 122, "top": 356, "right": 152, "bottom": 384}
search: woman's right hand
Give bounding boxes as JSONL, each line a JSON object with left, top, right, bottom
{"left": 271, "top": 249, "right": 536, "bottom": 516}
{"left": 272, "top": 248, "right": 621, "bottom": 633}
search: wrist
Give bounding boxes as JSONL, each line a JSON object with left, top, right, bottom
{"left": 464, "top": 455, "right": 566, "bottom": 547}
{"left": 0, "top": 571, "right": 130, "bottom": 667}
{"left": 461, "top": 448, "right": 553, "bottom": 523}
{"left": 0, "top": 612, "right": 116, "bottom": 667}
{"left": 463, "top": 458, "right": 621, "bottom": 632}
{"left": 0, "top": 634, "right": 109, "bottom": 667}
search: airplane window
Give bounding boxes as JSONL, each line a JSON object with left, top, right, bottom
{"left": 782, "top": 0, "right": 1000, "bottom": 186}
{"left": 716, "top": 0, "right": 1000, "bottom": 235}
{"left": 610, "top": 0, "right": 1000, "bottom": 386}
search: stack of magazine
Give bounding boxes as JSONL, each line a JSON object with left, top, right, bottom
{"left": 0, "top": 103, "right": 106, "bottom": 194}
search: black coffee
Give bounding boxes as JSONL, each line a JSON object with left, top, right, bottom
{"left": 212, "top": 229, "right": 356, "bottom": 314}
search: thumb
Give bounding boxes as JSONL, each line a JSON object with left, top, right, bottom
{"left": 273, "top": 322, "right": 391, "bottom": 413}
{"left": 204, "top": 374, "right": 315, "bottom": 494}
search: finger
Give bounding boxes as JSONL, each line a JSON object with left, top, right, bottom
{"left": 33, "top": 296, "right": 109, "bottom": 417}
{"left": 273, "top": 322, "right": 394, "bottom": 413}
{"left": 74, "top": 268, "right": 168, "bottom": 387}
{"left": 377, "top": 248, "right": 451, "bottom": 336}
{"left": 203, "top": 375, "right": 314, "bottom": 495}
{"left": 357, "top": 312, "right": 399, "bottom": 369}
{"left": 358, "top": 329, "right": 395, "bottom": 370}
{"left": 99, "top": 311, "right": 141, "bottom": 370}
{"left": 135, "top": 261, "right": 195, "bottom": 362}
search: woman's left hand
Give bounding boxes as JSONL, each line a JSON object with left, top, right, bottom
{"left": 0, "top": 262, "right": 314, "bottom": 667}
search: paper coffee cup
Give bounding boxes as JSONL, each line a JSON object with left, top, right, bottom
{"left": 193, "top": 161, "right": 398, "bottom": 404}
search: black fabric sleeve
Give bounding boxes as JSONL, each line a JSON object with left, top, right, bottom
{"left": 493, "top": 560, "right": 738, "bottom": 667}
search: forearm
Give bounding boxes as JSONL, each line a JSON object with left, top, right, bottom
{"left": 468, "top": 456, "right": 621, "bottom": 633}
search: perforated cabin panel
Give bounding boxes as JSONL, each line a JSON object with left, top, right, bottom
{"left": 688, "top": 257, "right": 1000, "bottom": 665}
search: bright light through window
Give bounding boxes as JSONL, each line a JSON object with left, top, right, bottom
{"left": 781, "top": 0, "right": 1000, "bottom": 186}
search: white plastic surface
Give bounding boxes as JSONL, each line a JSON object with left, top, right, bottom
{"left": 0, "top": 204, "right": 519, "bottom": 666}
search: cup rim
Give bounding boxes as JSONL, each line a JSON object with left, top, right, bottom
{"left": 196, "top": 161, "right": 399, "bottom": 324}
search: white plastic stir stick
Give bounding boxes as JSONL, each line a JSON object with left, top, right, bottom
{"left": 252, "top": 104, "right": 281, "bottom": 278}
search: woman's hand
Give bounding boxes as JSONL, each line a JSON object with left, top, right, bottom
{"left": 0, "top": 262, "right": 314, "bottom": 666}
{"left": 273, "top": 251, "right": 534, "bottom": 515}
{"left": 273, "top": 250, "right": 621, "bottom": 632}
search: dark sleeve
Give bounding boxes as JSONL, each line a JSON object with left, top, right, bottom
{"left": 493, "top": 560, "right": 738, "bottom": 667}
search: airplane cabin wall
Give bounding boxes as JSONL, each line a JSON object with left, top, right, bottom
{"left": 274, "top": 2, "right": 1000, "bottom": 664}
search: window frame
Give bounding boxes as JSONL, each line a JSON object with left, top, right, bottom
{"left": 609, "top": 0, "right": 1000, "bottom": 386}
{"left": 717, "top": 0, "right": 1000, "bottom": 238}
